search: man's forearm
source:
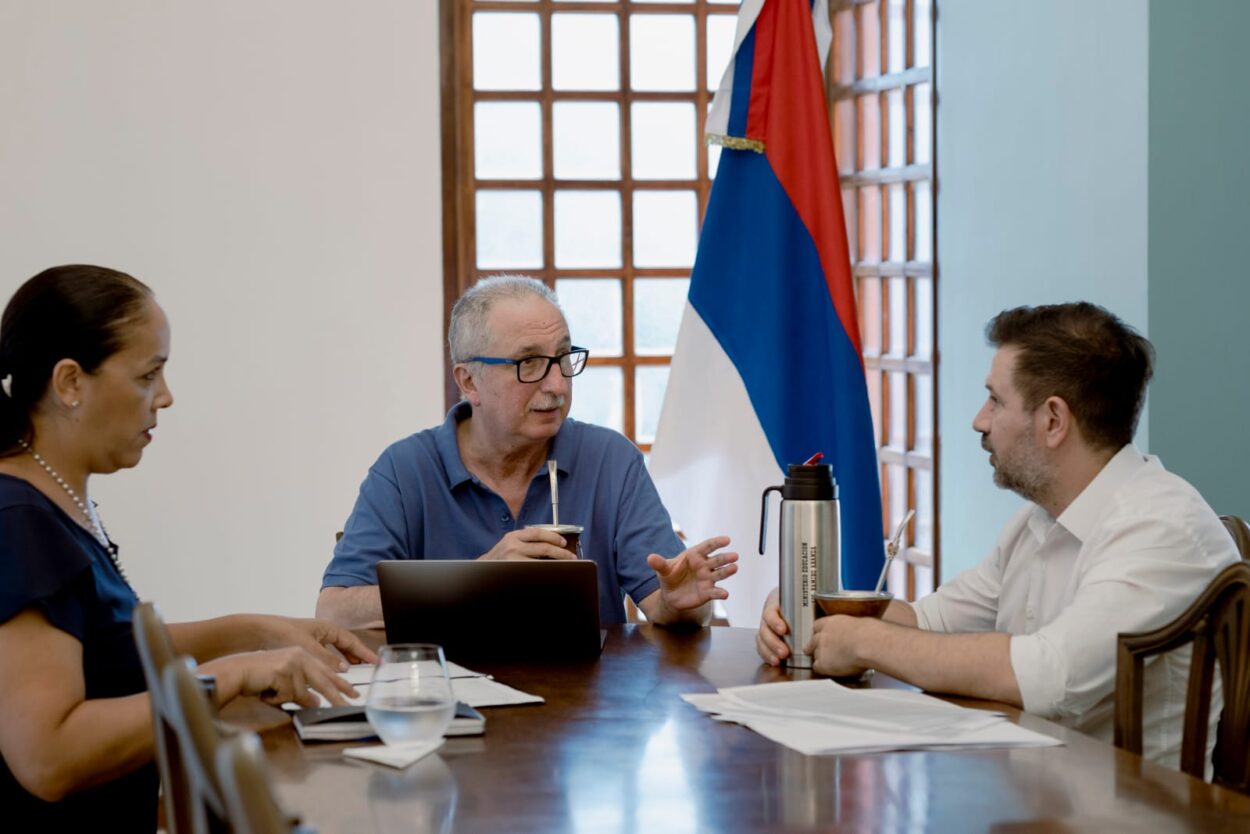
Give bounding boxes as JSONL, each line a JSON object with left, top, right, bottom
{"left": 882, "top": 599, "right": 918, "bottom": 627}
{"left": 315, "top": 586, "right": 385, "bottom": 630}
{"left": 856, "top": 621, "right": 1022, "bottom": 706}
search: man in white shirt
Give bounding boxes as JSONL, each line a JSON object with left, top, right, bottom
{"left": 755, "top": 302, "right": 1238, "bottom": 766}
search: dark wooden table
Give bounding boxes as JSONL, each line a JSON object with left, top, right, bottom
{"left": 247, "top": 625, "right": 1250, "bottom": 833}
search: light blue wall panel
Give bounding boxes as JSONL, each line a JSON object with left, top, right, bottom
{"left": 936, "top": 0, "right": 1149, "bottom": 580}
{"left": 1146, "top": 0, "right": 1250, "bottom": 519}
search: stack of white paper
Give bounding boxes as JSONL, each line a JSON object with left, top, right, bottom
{"left": 682, "top": 680, "right": 1062, "bottom": 756}
{"left": 286, "top": 662, "right": 544, "bottom": 711}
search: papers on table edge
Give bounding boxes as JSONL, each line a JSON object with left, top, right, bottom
{"left": 283, "top": 662, "right": 545, "bottom": 711}
{"left": 682, "top": 679, "right": 1063, "bottom": 756}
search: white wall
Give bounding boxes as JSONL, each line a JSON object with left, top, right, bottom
{"left": 936, "top": 0, "right": 1149, "bottom": 579}
{"left": 0, "top": 2, "right": 445, "bottom": 619}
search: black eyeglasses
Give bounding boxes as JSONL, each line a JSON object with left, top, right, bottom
{"left": 468, "top": 347, "right": 590, "bottom": 383}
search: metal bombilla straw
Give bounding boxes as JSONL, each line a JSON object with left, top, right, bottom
{"left": 548, "top": 459, "right": 559, "bottom": 526}
{"left": 876, "top": 509, "right": 915, "bottom": 594}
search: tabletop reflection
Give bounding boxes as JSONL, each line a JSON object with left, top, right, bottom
{"left": 368, "top": 754, "right": 458, "bottom": 834}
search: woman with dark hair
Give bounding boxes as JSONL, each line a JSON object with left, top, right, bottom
{"left": 0, "top": 265, "right": 377, "bottom": 829}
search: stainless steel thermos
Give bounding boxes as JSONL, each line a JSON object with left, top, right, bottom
{"left": 759, "top": 463, "right": 840, "bottom": 668}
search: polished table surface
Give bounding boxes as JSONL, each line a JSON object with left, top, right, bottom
{"left": 244, "top": 625, "right": 1250, "bottom": 833}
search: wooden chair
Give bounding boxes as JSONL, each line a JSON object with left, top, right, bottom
{"left": 162, "top": 659, "right": 236, "bottom": 834}
{"left": 1221, "top": 515, "right": 1250, "bottom": 560}
{"left": 133, "top": 601, "right": 198, "bottom": 834}
{"left": 1114, "top": 560, "right": 1250, "bottom": 793}
{"left": 216, "top": 733, "right": 309, "bottom": 834}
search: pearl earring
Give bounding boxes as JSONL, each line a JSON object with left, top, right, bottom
{"left": 71, "top": 401, "right": 80, "bottom": 408}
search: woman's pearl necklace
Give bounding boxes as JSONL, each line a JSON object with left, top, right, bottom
{"left": 18, "top": 439, "right": 128, "bottom": 583}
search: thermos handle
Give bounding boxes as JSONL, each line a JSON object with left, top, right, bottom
{"left": 759, "top": 485, "right": 783, "bottom": 554}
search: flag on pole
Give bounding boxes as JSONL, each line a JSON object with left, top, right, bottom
{"left": 649, "top": 0, "right": 883, "bottom": 626}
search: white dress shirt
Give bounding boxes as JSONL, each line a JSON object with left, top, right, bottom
{"left": 913, "top": 444, "right": 1238, "bottom": 767}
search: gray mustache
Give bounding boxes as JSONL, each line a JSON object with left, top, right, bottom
{"left": 531, "top": 396, "right": 566, "bottom": 411}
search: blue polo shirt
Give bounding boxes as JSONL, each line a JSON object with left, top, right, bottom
{"left": 322, "top": 402, "right": 684, "bottom": 624}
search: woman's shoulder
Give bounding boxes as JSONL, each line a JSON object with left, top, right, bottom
{"left": 0, "top": 474, "right": 79, "bottom": 533}
{"left": 0, "top": 471, "right": 55, "bottom": 507}
{"left": 0, "top": 476, "right": 94, "bottom": 614}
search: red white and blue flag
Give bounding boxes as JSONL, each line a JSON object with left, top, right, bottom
{"left": 650, "top": 0, "right": 883, "bottom": 625}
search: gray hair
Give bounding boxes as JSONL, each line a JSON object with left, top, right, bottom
{"left": 448, "top": 275, "right": 563, "bottom": 364}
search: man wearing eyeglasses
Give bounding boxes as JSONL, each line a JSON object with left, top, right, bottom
{"left": 317, "top": 275, "right": 738, "bottom": 629}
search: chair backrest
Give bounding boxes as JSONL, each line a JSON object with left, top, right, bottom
{"left": 1114, "top": 560, "right": 1250, "bottom": 793}
{"left": 133, "top": 601, "right": 199, "bottom": 834}
{"left": 216, "top": 733, "right": 307, "bottom": 834}
{"left": 162, "top": 659, "right": 234, "bottom": 834}
{"left": 1221, "top": 515, "right": 1250, "bottom": 560}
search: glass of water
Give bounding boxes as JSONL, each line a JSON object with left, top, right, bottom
{"left": 365, "top": 644, "right": 456, "bottom": 746}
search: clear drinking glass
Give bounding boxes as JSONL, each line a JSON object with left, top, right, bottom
{"left": 365, "top": 644, "right": 456, "bottom": 746}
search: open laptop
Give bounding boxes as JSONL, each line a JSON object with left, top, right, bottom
{"left": 377, "top": 560, "right": 605, "bottom": 662}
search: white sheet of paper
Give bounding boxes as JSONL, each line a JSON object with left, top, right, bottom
{"left": 711, "top": 679, "right": 1003, "bottom": 736}
{"left": 343, "top": 739, "right": 444, "bottom": 768}
{"left": 709, "top": 711, "right": 1061, "bottom": 756}
{"left": 341, "top": 661, "right": 482, "bottom": 686}
{"left": 682, "top": 680, "right": 1061, "bottom": 756}
{"left": 285, "top": 664, "right": 543, "bottom": 710}
{"left": 452, "top": 676, "right": 544, "bottom": 708}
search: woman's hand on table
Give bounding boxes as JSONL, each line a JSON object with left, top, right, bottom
{"left": 255, "top": 616, "right": 378, "bottom": 670}
{"left": 200, "top": 646, "right": 359, "bottom": 709}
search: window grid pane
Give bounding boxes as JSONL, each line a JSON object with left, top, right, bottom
{"left": 835, "top": 0, "right": 937, "bottom": 599}
{"left": 459, "top": 0, "right": 726, "bottom": 448}
{"left": 455, "top": 3, "right": 936, "bottom": 590}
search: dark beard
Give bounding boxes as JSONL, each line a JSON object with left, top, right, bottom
{"left": 984, "top": 435, "right": 1054, "bottom": 505}
{"left": 992, "top": 464, "right": 1052, "bottom": 505}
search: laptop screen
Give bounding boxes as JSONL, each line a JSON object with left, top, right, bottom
{"left": 377, "top": 560, "right": 604, "bottom": 662}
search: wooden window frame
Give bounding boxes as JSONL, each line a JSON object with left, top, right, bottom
{"left": 440, "top": 0, "right": 735, "bottom": 450}
{"left": 440, "top": 0, "right": 939, "bottom": 590}
{"left": 829, "top": 0, "right": 939, "bottom": 596}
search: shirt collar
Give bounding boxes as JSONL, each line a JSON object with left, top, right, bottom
{"left": 435, "top": 402, "right": 475, "bottom": 489}
{"left": 1024, "top": 504, "right": 1054, "bottom": 544}
{"left": 435, "top": 401, "right": 573, "bottom": 489}
{"left": 1056, "top": 443, "right": 1149, "bottom": 543}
